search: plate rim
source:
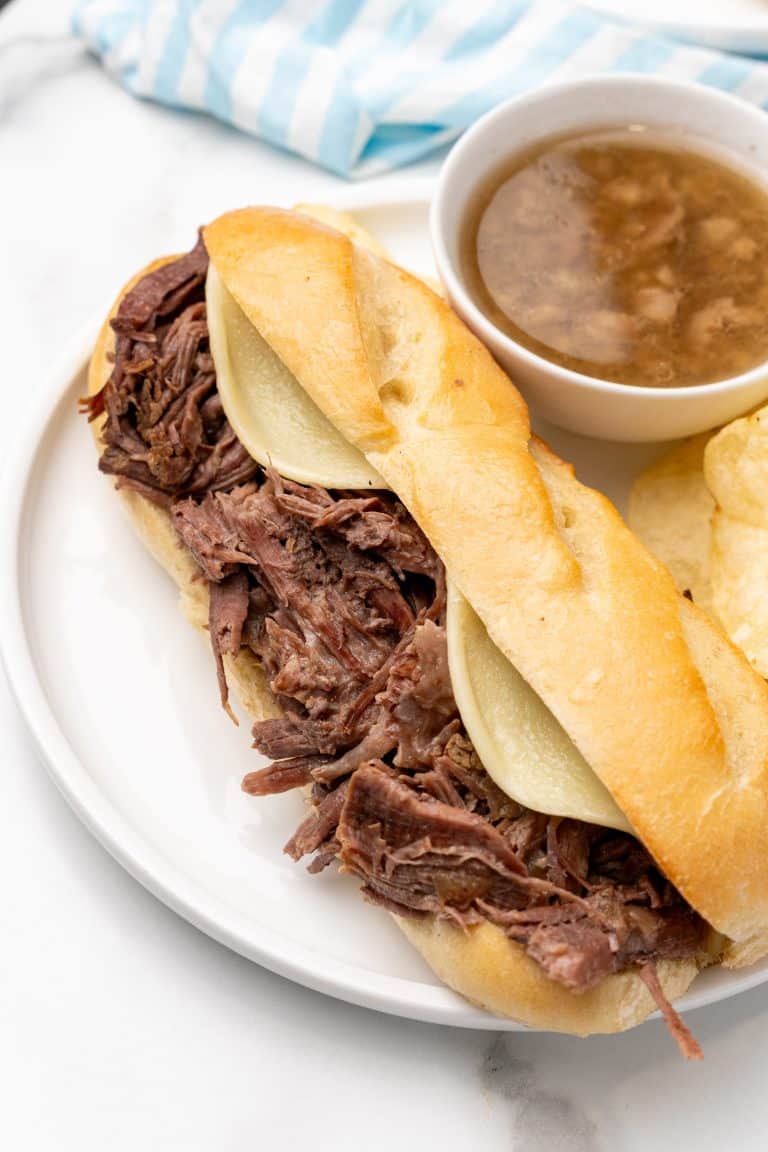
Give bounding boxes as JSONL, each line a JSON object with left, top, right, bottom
{"left": 3, "top": 179, "right": 768, "bottom": 1032}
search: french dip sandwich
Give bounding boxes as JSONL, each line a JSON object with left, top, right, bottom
{"left": 83, "top": 206, "right": 768, "bottom": 1057}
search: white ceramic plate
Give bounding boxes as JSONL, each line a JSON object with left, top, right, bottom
{"left": 587, "top": 0, "right": 768, "bottom": 54}
{"left": 3, "top": 183, "right": 768, "bottom": 1031}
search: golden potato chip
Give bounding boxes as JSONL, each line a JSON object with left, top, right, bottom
{"left": 628, "top": 433, "right": 715, "bottom": 612}
{"left": 705, "top": 405, "right": 768, "bottom": 527}
{"left": 706, "top": 404, "right": 768, "bottom": 677}
{"left": 709, "top": 515, "right": 768, "bottom": 677}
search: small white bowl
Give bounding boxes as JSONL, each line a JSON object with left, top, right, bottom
{"left": 431, "top": 75, "right": 768, "bottom": 442}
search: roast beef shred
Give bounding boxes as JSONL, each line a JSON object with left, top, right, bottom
{"left": 208, "top": 569, "right": 250, "bottom": 719}
{"left": 83, "top": 234, "right": 257, "bottom": 506}
{"left": 640, "top": 961, "right": 703, "bottom": 1061}
{"left": 86, "top": 242, "right": 708, "bottom": 1055}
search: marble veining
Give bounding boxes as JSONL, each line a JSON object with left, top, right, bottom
{"left": 481, "top": 1035, "right": 603, "bottom": 1151}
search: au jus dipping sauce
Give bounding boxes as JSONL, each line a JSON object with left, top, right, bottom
{"left": 462, "top": 129, "right": 768, "bottom": 388}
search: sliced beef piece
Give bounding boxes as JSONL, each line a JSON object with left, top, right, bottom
{"left": 182, "top": 477, "right": 407, "bottom": 675}
{"left": 285, "top": 780, "right": 350, "bottom": 862}
{"left": 273, "top": 480, "right": 441, "bottom": 581}
{"left": 208, "top": 569, "right": 250, "bottom": 715}
{"left": 379, "top": 618, "right": 457, "bottom": 765}
{"left": 242, "top": 756, "right": 318, "bottom": 797}
{"left": 581, "top": 885, "right": 703, "bottom": 961}
{"left": 428, "top": 729, "right": 523, "bottom": 824}
{"left": 524, "top": 921, "right": 615, "bottom": 990}
{"left": 85, "top": 237, "right": 257, "bottom": 504}
{"left": 590, "top": 833, "right": 661, "bottom": 884}
{"left": 172, "top": 490, "right": 258, "bottom": 581}
{"left": 336, "top": 764, "right": 704, "bottom": 995}
{"left": 173, "top": 472, "right": 446, "bottom": 772}
{"left": 336, "top": 764, "right": 594, "bottom": 922}
{"left": 261, "top": 615, "right": 350, "bottom": 716}
{"left": 503, "top": 809, "right": 549, "bottom": 861}
{"left": 185, "top": 422, "right": 260, "bottom": 496}
{"left": 309, "top": 618, "right": 458, "bottom": 785}
{"left": 545, "top": 818, "right": 595, "bottom": 891}
{"left": 640, "top": 962, "right": 703, "bottom": 1061}
{"left": 111, "top": 236, "right": 209, "bottom": 330}
{"left": 251, "top": 716, "right": 343, "bottom": 759}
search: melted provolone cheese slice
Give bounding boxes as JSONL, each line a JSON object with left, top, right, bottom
{"left": 447, "top": 582, "right": 631, "bottom": 832}
{"left": 206, "top": 263, "right": 385, "bottom": 489}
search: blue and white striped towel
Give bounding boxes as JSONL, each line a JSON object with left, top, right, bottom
{"left": 72, "top": 1, "right": 768, "bottom": 178}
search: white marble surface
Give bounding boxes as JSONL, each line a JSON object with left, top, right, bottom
{"left": 2, "top": 2, "right": 768, "bottom": 1148}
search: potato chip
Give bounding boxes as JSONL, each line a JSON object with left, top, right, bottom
{"left": 706, "top": 404, "right": 768, "bottom": 677}
{"left": 628, "top": 433, "right": 715, "bottom": 612}
{"left": 709, "top": 516, "right": 768, "bottom": 677}
{"left": 705, "top": 405, "right": 768, "bottom": 528}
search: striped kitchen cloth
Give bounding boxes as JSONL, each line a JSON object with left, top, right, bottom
{"left": 72, "top": 1, "right": 768, "bottom": 178}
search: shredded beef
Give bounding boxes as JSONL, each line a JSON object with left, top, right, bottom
{"left": 84, "top": 235, "right": 257, "bottom": 506}
{"left": 208, "top": 569, "right": 250, "bottom": 716}
{"left": 172, "top": 472, "right": 441, "bottom": 769}
{"left": 86, "top": 243, "right": 708, "bottom": 1053}
{"left": 640, "top": 961, "right": 703, "bottom": 1060}
{"left": 336, "top": 763, "right": 702, "bottom": 990}
{"left": 286, "top": 780, "right": 350, "bottom": 862}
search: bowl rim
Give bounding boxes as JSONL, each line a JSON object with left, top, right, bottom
{"left": 431, "top": 72, "right": 768, "bottom": 403}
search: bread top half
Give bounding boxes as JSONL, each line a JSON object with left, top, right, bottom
{"left": 203, "top": 206, "right": 768, "bottom": 947}
{"left": 88, "top": 253, "right": 707, "bottom": 1035}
